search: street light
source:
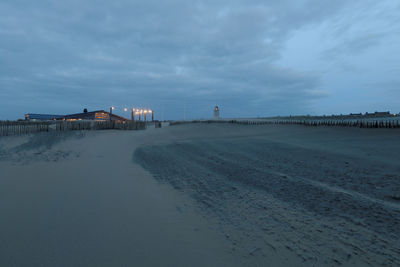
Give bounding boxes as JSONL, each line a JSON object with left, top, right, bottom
{"left": 131, "top": 108, "right": 135, "bottom": 121}
{"left": 110, "top": 106, "right": 115, "bottom": 122}
{"left": 149, "top": 110, "right": 154, "bottom": 121}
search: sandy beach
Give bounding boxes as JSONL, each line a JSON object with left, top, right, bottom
{"left": 1, "top": 124, "right": 400, "bottom": 266}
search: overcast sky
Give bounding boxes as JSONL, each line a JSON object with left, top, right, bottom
{"left": 1, "top": 0, "right": 399, "bottom": 120}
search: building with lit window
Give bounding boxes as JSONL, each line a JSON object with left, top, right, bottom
{"left": 25, "top": 109, "right": 129, "bottom": 122}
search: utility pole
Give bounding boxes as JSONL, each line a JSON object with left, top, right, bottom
{"left": 184, "top": 101, "right": 187, "bottom": 121}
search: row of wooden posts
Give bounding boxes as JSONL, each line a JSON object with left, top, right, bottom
{"left": 170, "top": 119, "right": 400, "bottom": 129}
{"left": 0, "top": 120, "right": 147, "bottom": 137}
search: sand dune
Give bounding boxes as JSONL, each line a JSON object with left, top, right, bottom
{"left": 1, "top": 124, "right": 400, "bottom": 266}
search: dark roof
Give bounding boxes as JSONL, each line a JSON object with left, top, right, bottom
{"left": 63, "top": 110, "right": 129, "bottom": 121}
{"left": 25, "top": 110, "right": 130, "bottom": 121}
{"left": 25, "top": 114, "right": 64, "bottom": 120}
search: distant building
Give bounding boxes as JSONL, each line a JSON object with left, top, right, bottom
{"left": 25, "top": 114, "right": 64, "bottom": 121}
{"left": 25, "top": 109, "right": 129, "bottom": 122}
{"left": 214, "top": 106, "right": 220, "bottom": 119}
{"left": 365, "top": 111, "right": 391, "bottom": 117}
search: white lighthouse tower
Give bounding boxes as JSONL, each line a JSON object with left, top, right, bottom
{"left": 214, "top": 106, "right": 220, "bottom": 119}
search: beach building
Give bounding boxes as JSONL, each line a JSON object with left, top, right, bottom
{"left": 25, "top": 109, "right": 129, "bottom": 122}
{"left": 62, "top": 110, "right": 129, "bottom": 121}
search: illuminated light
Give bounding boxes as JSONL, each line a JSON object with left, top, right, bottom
{"left": 124, "top": 108, "right": 128, "bottom": 112}
{"left": 144, "top": 110, "right": 147, "bottom": 113}
{"left": 111, "top": 106, "right": 115, "bottom": 110}
{"left": 148, "top": 110, "right": 152, "bottom": 113}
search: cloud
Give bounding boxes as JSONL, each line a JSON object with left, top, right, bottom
{"left": 365, "top": 81, "right": 400, "bottom": 96}
{"left": 322, "top": 33, "right": 386, "bottom": 60}
{"left": 319, "top": 0, "right": 400, "bottom": 60}
{"left": 0, "top": 0, "right": 381, "bottom": 119}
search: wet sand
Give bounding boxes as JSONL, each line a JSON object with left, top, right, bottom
{"left": 0, "top": 129, "right": 239, "bottom": 267}
{"left": 1, "top": 124, "right": 400, "bottom": 266}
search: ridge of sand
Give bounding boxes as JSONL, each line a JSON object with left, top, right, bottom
{"left": 134, "top": 124, "right": 400, "bottom": 266}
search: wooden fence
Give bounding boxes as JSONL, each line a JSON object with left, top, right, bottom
{"left": 170, "top": 119, "right": 400, "bottom": 129}
{"left": 0, "top": 120, "right": 146, "bottom": 137}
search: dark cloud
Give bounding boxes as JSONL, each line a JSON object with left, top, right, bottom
{"left": 0, "top": 0, "right": 387, "bottom": 119}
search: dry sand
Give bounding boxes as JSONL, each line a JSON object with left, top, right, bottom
{"left": 1, "top": 124, "right": 400, "bottom": 266}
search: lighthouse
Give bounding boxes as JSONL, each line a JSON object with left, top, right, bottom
{"left": 214, "top": 106, "right": 220, "bottom": 119}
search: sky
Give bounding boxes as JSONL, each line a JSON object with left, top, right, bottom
{"left": 0, "top": 0, "right": 399, "bottom": 120}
